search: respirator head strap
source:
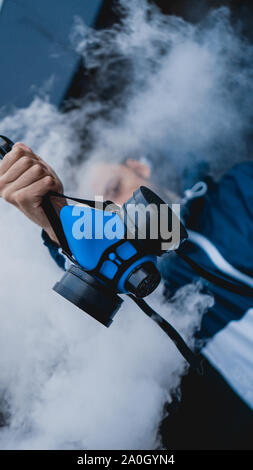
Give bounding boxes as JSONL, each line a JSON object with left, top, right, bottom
{"left": 42, "top": 192, "right": 120, "bottom": 259}
{"left": 41, "top": 192, "right": 72, "bottom": 256}
{"left": 129, "top": 294, "right": 204, "bottom": 374}
{"left": 48, "top": 191, "right": 120, "bottom": 213}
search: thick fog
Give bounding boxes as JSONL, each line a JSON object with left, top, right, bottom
{"left": 0, "top": 0, "right": 252, "bottom": 449}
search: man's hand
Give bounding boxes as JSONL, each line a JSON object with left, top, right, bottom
{"left": 0, "top": 142, "right": 65, "bottom": 244}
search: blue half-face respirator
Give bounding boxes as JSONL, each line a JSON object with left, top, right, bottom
{"left": 48, "top": 188, "right": 203, "bottom": 371}
{"left": 3, "top": 136, "right": 252, "bottom": 373}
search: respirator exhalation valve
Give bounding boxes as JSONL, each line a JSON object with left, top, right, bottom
{"left": 125, "top": 261, "right": 161, "bottom": 298}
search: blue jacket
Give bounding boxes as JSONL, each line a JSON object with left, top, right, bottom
{"left": 160, "top": 162, "right": 253, "bottom": 408}
{"left": 160, "top": 162, "right": 253, "bottom": 339}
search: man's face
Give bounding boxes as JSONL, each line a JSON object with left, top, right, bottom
{"left": 87, "top": 159, "right": 151, "bottom": 206}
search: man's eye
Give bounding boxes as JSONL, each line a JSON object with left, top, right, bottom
{"left": 111, "top": 181, "right": 121, "bottom": 197}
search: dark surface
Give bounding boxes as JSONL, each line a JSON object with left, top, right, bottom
{"left": 1, "top": 0, "right": 253, "bottom": 111}
{"left": 0, "top": 0, "right": 104, "bottom": 110}
{"left": 160, "top": 357, "right": 253, "bottom": 450}
{"left": 64, "top": 0, "right": 253, "bottom": 105}
{"left": 154, "top": 0, "right": 253, "bottom": 26}
{"left": 62, "top": 0, "right": 119, "bottom": 105}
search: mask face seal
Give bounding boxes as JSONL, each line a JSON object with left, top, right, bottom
{"left": 120, "top": 185, "right": 188, "bottom": 256}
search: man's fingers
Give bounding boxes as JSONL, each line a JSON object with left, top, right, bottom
{"left": 0, "top": 142, "right": 64, "bottom": 239}
{"left": 13, "top": 175, "right": 58, "bottom": 210}
{"left": 0, "top": 155, "right": 38, "bottom": 185}
{"left": 0, "top": 143, "right": 38, "bottom": 175}
{"left": 1, "top": 142, "right": 57, "bottom": 182}
{"left": 1, "top": 164, "right": 48, "bottom": 203}
{"left": 13, "top": 142, "right": 46, "bottom": 165}
{"left": 13, "top": 142, "right": 33, "bottom": 153}
{"left": 0, "top": 154, "right": 51, "bottom": 185}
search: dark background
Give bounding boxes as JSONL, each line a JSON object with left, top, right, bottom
{"left": 0, "top": 0, "right": 253, "bottom": 111}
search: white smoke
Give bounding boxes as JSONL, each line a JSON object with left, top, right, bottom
{"left": 0, "top": 202, "right": 212, "bottom": 449}
{"left": 0, "top": 0, "right": 251, "bottom": 449}
{"left": 71, "top": 1, "right": 253, "bottom": 188}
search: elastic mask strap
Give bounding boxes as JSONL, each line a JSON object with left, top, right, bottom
{"left": 129, "top": 294, "right": 203, "bottom": 374}
{"left": 48, "top": 191, "right": 120, "bottom": 212}
{"left": 41, "top": 193, "right": 71, "bottom": 255}
{"left": 42, "top": 191, "right": 119, "bottom": 257}
{"left": 176, "top": 248, "right": 253, "bottom": 297}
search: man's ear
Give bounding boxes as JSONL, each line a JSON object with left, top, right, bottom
{"left": 125, "top": 159, "right": 151, "bottom": 179}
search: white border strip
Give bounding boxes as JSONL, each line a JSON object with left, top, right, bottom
{"left": 188, "top": 229, "right": 253, "bottom": 288}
